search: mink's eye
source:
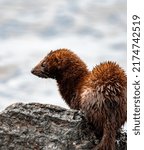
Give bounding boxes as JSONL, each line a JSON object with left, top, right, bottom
{"left": 41, "top": 61, "right": 46, "bottom": 67}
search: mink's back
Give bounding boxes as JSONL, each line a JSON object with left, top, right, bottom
{"left": 79, "top": 61, "right": 127, "bottom": 134}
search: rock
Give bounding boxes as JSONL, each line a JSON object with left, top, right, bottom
{"left": 0, "top": 103, "right": 127, "bottom": 150}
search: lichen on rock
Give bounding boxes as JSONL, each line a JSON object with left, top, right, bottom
{"left": 0, "top": 103, "right": 127, "bottom": 150}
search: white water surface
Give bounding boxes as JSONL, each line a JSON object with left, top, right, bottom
{"left": 0, "top": 0, "right": 126, "bottom": 112}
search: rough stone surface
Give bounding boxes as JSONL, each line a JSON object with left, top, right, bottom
{"left": 0, "top": 103, "right": 127, "bottom": 150}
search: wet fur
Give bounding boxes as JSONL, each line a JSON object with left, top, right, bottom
{"left": 31, "top": 49, "right": 127, "bottom": 150}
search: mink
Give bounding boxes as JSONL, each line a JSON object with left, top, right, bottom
{"left": 31, "top": 48, "right": 127, "bottom": 150}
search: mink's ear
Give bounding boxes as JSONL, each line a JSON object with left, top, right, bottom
{"left": 50, "top": 50, "right": 53, "bottom": 53}
{"left": 47, "top": 50, "right": 53, "bottom": 56}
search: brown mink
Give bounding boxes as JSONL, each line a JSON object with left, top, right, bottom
{"left": 31, "top": 48, "right": 127, "bottom": 150}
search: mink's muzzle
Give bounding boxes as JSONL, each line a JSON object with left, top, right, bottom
{"left": 31, "top": 68, "right": 40, "bottom": 76}
{"left": 31, "top": 67, "right": 49, "bottom": 78}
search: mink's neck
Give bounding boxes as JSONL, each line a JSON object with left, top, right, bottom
{"left": 56, "top": 68, "right": 88, "bottom": 110}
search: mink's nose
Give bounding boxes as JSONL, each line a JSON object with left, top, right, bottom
{"left": 31, "top": 68, "right": 35, "bottom": 75}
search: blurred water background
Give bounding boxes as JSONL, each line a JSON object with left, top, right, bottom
{"left": 0, "top": 0, "right": 126, "bottom": 111}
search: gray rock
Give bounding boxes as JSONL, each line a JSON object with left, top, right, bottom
{"left": 0, "top": 103, "right": 127, "bottom": 150}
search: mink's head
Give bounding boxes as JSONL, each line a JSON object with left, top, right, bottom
{"left": 31, "top": 49, "right": 87, "bottom": 79}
